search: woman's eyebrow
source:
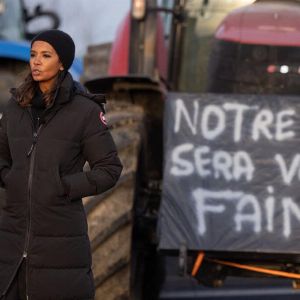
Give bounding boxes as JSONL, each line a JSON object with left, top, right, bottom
{"left": 30, "top": 50, "right": 53, "bottom": 54}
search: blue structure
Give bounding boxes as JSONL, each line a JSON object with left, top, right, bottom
{"left": 0, "top": 40, "right": 83, "bottom": 81}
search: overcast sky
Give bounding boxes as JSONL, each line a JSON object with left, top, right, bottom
{"left": 24, "top": 0, "right": 130, "bottom": 56}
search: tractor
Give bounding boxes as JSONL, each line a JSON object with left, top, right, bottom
{"left": 38, "top": 0, "right": 300, "bottom": 299}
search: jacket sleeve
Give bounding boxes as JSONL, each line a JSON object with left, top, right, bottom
{"left": 0, "top": 112, "right": 12, "bottom": 187}
{"left": 61, "top": 105, "right": 123, "bottom": 200}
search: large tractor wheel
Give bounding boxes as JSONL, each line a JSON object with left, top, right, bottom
{"left": 0, "top": 71, "right": 16, "bottom": 106}
{"left": 0, "top": 61, "right": 27, "bottom": 108}
{"left": 83, "top": 101, "right": 144, "bottom": 300}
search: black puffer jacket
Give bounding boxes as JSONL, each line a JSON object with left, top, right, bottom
{"left": 0, "top": 73, "right": 122, "bottom": 299}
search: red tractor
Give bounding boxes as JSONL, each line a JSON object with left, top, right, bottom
{"left": 82, "top": 1, "right": 300, "bottom": 299}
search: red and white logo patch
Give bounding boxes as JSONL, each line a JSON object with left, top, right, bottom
{"left": 99, "top": 112, "right": 107, "bottom": 126}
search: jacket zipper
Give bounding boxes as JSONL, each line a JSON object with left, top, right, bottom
{"left": 24, "top": 119, "right": 43, "bottom": 300}
{"left": 2, "top": 86, "right": 60, "bottom": 298}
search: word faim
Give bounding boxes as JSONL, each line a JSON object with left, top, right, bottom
{"left": 192, "top": 187, "right": 300, "bottom": 238}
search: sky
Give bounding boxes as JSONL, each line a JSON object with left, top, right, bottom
{"left": 24, "top": 0, "right": 131, "bottom": 57}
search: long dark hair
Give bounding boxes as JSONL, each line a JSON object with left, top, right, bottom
{"left": 15, "top": 70, "right": 65, "bottom": 107}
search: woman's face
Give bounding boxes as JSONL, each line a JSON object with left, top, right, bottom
{"left": 30, "top": 41, "right": 64, "bottom": 93}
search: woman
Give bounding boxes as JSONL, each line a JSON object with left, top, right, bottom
{"left": 0, "top": 30, "right": 122, "bottom": 299}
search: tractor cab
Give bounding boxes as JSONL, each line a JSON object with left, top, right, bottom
{"left": 83, "top": 1, "right": 300, "bottom": 298}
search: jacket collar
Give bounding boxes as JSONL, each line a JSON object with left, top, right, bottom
{"left": 48, "top": 72, "right": 74, "bottom": 108}
{"left": 9, "top": 72, "right": 74, "bottom": 107}
{"left": 10, "top": 72, "right": 106, "bottom": 113}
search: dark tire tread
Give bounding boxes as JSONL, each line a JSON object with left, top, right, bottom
{"left": 84, "top": 101, "right": 144, "bottom": 300}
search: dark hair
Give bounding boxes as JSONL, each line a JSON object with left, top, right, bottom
{"left": 16, "top": 71, "right": 64, "bottom": 107}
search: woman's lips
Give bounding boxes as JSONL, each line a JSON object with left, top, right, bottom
{"left": 32, "top": 70, "right": 41, "bottom": 76}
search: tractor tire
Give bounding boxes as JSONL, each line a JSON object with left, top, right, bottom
{"left": 0, "top": 62, "right": 27, "bottom": 110}
{"left": 83, "top": 101, "right": 144, "bottom": 300}
{"left": 0, "top": 71, "right": 17, "bottom": 110}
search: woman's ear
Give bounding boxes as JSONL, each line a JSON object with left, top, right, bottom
{"left": 59, "top": 60, "right": 64, "bottom": 71}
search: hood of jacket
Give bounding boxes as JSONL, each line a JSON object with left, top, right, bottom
{"left": 10, "top": 72, "right": 106, "bottom": 111}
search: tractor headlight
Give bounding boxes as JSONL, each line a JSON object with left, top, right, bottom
{"left": 131, "top": 0, "right": 146, "bottom": 20}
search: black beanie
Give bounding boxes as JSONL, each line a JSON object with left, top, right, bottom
{"left": 31, "top": 29, "right": 75, "bottom": 71}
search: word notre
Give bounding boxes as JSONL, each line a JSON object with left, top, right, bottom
{"left": 174, "top": 99, "right": 295, "bottom": 142}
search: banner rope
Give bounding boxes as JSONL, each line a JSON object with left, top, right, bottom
{"left": 192, "top": 251, "right": 300, "bottom": 279}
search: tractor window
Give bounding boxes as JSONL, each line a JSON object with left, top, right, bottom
{"left": 207, "top": 41, "right": 300, "bottom": 95}
{"left": 0, "top": 0, "right": 24, "bottom": 41}
{"left": 160, "top": 0, "right": 174, "bottom": 38}
{"left": 157, "top": 0, "right": 175, "bottom": 70}
{"left": 177, "top": 0, "right": 255, "bottom": 92}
